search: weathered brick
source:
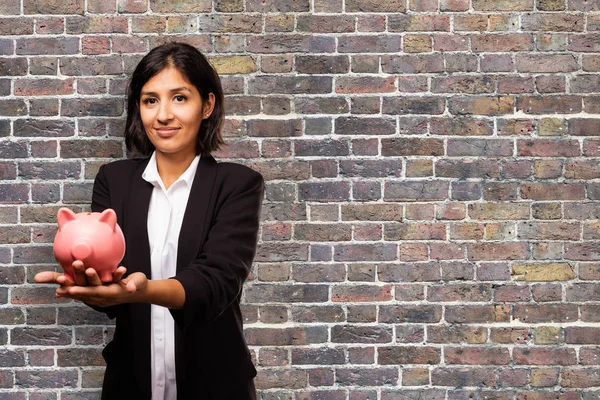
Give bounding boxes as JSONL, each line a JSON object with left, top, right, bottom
{"left": 24, "top": 0, "right": 84, "bottom": 14}
{"left": 447, "top": 139, "right": 513, "bottom": 157}
{"left": 445, "top": 347, "right": 509, "bottom": 365}
{"left": 379, "top": 262, "right": 442, "bottom": 282}
{"left": 521, "top": 183, "right": 585, "bottom": 200}
{"left": 468, "top": 243, "right": 529, "bottom": 261}
{"left": 336, "top": 76, "right": 395, "bottom": 94}
{"left": 334, "top": 243, "right": 396, "bottom": 261}
{"left": 389, "top": 14, "right": 449, "bottom": 32}
{"left": 432, "top": 367, "right": 496, "bottom": 387}
{"left": 331, "top": 325, "right": 392, "bottom": 344}
{"left": 384, "top": 181, "right": 448, "bottom": 202}
{"left": 472, "top": 34, "right": 533, "bottom": 52}
{"left": 345, "top": 0, "right": 405, "bottom": 12}
{"left": 335, "top": 117, "right": 396, "bottom": 135}
{"left": 449, "top": 96, "right": 514, "bottom": 116}
{"left": 429, "top": 284, "right": 491, "bottom": 302}
{"left": 16, "top": 37, "right": 79, "bottom": 55}
{"left": 522, "top": 14, "right": 583, "bottom": 32}
{"left": 431, "top": 117, "right": 493, "bottom": 136}
{"left": 383, "top": 97, "right": 445, "bottom": 115}
{"left": 381, "top": 54, "right": 444, "bottom": 73}
{"left": 472, "top": 0, "right": 534, "bottom": 10}
{"left": 248, "top": 34, "right": 334, "bottom": 54}
{"left": 436, "top": 160, "right": 501, "bottom": 179}
{"left": 338, "top": 36, "right": 402, "bottom": 53}
{"left": 61, "top": 99, "right": 124, "bottom": 117}
{"left": 536, "top": 75, "right": 566, "bottom": 93}
{"left": 249, "top": 76, "right": 332, "bottom": 94}
{"left": 512, "top": 263, "right": 574, "bottom": 282}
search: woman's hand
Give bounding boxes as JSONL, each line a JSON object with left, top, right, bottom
{"left": 34, "top": 261, "right": 145, "bottom": 307}
{"left": 56, "top": 270, "right": 148, "bottom": 307}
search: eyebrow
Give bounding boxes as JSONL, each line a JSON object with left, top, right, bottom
{"left": 141, "top": 87, "right": 192, "bottom": 96}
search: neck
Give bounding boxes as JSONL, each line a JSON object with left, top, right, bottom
{"left": 155, "top": 151, "right": 196, "bottom": 190}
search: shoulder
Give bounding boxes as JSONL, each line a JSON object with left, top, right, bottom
{"left": 212, "top": 160, "right": 264, "bottom": 199}
{"left": 215, "top": 161, "right": 263, "bottom": 184}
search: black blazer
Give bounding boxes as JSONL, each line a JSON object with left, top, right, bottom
{"left": 90, "top": 155, "right": 263, "bottom": 400}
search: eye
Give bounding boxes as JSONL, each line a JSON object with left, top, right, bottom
{"left": 142, "top": 97, "right": 157, "bottom": 105}
{"left": 174, "top": 95, "right": 186, "bottom": 102}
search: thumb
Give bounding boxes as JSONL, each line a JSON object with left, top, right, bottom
{"left": 122, "top": 277, "right": 137, "bottom": 293}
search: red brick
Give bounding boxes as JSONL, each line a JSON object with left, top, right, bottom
{"left": 569, "top": 34, "right": 600, "bottom": 52}
{"left": 428, "top": 284, "right": 491, "bottom": 302}
{"left": 357, "top": 15, "right": 386, "bottom": 32}
{"left": 390, "top": 14, "right": 449, "bottom": 32}
{"left": 432, "top": 76, "right": 494, "bottom": 94}
{"left": 518, "top": 139, "right": 580, "bottom": 157}
{"left": 468, "top": 243, "right": 529, "bottom": 261}
{"left": 514, "top": 348, "right": 577, "bottom": 365}
{"left": 336, "top": 76, "right": 395, "bottom": 94}
{"left": 521, "top": 183, "right": 585, "bottom": 200}
{"left": 345, "top": 0, "right": 405, "bottom": 12}
{"left": 472, "top": 0, "right": 534, "bottom": 10}
{"left": 338, "top": 35, "right": 402, "bottom": 53}
{"left": 449, "top": 96, "right": 514, "bottom": 116}
{"left": 445, "top": 347, "right": 510, "bottom": 365}
{"left": 522, "top": 14, "right": 583, "bottom": 32}
{"left": 517, "top": 96, "right": 582, "bottom": 114}
{"left": 498, "top": 76, "right": 535, "bottom": 94}
{"left": 332, "top": 285, "right": 392, "bottom": 302}
{"left": 471, "top": 34, "right": 534, "bottom": 52}
{"left": 381, "top": 54, "right": 444, "bottom": 73}
{"left": 432, "top": 367, "right": 496, "bottom": 386}
{"left": 24, "top": 0, "right": 84, "bottom": 14}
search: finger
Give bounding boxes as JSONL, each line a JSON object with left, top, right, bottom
{"left": 56, "top": 274, "right": 75, "bottom": 286}
{"left": 34, "top": 271, "right": 61, "bottom": 284}
{"left": 85, "top": 268, "right": 103, "bottom": 286}
{"left": 112, "top": 267, "right": 127, "bottom": 282}
{"left": 72, "top": 261, "right": 88, "bottom": 286}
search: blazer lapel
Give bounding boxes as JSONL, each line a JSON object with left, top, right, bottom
{"left": 125, "top": 159, "right": 153, "bottom": 398}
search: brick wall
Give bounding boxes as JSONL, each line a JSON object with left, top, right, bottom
{"left": 1, "top": 0, "right": 600, "bottom": 398}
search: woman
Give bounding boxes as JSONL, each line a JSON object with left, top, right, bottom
{"left": 35, "top": 42, "right": 263, "bottom": 400}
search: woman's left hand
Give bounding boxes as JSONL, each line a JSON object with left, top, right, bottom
{"left": 57, "top": 269, "right": 148, "bottom": 307}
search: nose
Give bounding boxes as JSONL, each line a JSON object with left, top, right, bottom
{"left": 157, "top": 101, "right": 173, "bottom": 123}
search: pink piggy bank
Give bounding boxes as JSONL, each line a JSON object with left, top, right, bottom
{"left": 53, "top": 207, "right": 126, "bottom": 283}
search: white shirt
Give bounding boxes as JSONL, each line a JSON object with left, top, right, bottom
{"left": 142, "top": 152, "right": 200, "bottom": 400}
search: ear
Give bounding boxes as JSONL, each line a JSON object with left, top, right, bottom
{"left": 202, "top": 92, "right": 216, "bottom": 120}
{"left": 57, "top": 208, "right": 77, "bottom": 230}
{"left": 98, "top": 209, "right": 117, "bottom": 231}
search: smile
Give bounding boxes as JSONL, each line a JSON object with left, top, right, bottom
{"left": 154, "top": 128, "right": 180, "bottom": 138}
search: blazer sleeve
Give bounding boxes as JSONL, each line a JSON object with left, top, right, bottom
{"left": 169, "top": 168, "right": 264, "bottom": 329}
{"left": 88, "top": 164, "right": 121, "bottom": 319}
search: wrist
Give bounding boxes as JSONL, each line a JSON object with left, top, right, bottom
{"left": 133, "top": 279, "right": 153, "bottom": 303}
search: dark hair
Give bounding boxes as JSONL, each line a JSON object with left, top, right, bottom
{"left": 124, "top": 42, "right": 224, "bottom": 157}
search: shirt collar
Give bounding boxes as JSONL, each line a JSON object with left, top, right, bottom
{"left": 142, "top": 151, "right": 201, "bottom": 190}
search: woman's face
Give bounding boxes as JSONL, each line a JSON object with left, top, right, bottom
{"left": 139, "top": 66, "right": 214, "bottom": 160}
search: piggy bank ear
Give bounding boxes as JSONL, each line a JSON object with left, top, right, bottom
{"left": 57, "top": 208, "right": 77, "bottom": 230}
{"left": 99, "top": 209, "right": 117, "bottom": 232}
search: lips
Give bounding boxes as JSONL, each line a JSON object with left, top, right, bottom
{"left": 154, "top": 127, "right": 179, "bottom": 138}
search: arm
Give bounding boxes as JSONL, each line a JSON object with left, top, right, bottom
{"left": 170, "top": 169, "right": 264, "bottom": 329}
{"left": 53, "top": 166, "right": 264, "bottom": 326}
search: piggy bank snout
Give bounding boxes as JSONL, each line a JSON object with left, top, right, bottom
{"left": 71, "top": 242, "right": 92, "bottom": 261}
